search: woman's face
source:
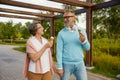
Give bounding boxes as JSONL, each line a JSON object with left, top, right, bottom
{"left": 36, "top": 23, "right": 44, "bottom": 36}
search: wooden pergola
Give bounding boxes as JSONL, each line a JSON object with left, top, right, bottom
{"left": 0, "top": 0, "right": 120, "bottom": 67}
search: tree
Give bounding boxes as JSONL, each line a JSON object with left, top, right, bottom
{"left": 93, "top": 0, "right": 120, "bottom": 40}
{"left": 54, "top": 18, "right": 64, "bottom": 37}
{"left": 21, "top": 22, "right": 31, "bottom": 39}
{"left": 107, "top": 5, "right": 120, "bottom": 40}
{"left": 0, "top": 22, "right": 5, "bottom": 39}
{"left": 13, "top": 22, "right": 22, "bottom": 39}
{"left": 3, "top": 21, "right": 14, "bottom": 39}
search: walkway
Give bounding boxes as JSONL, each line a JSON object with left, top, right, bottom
{"left": 0, "top": 45, "right": 117, "bottom": 80}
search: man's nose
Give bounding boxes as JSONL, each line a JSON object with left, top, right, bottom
{"left": 64, "top": 18, "right": 69, "bottom": 21}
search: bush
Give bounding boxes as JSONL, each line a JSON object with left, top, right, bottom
{"left": 2, "top": 39, "right": 27, "bottom": 44}
{"left": 93, "top": 53, "right": 120, "bottom": 77}
{"left": 92, "top": 39, "right": 120, "bottom": 78}
{"left": 93, "top": 39, "right": 120, "bottom": 56}
{"left": 100, "top": 47, "right": 120, "bottom": 56}
{"left": 13, "top": 40, "right": 27, "bottom": 44}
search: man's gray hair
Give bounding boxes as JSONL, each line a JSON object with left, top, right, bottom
{"left": 64, "top": 5, "right": 75, "bottom": 13}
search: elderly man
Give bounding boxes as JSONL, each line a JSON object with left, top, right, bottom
{"left": 56, "top": 10, "right": 90, "bottom": 80}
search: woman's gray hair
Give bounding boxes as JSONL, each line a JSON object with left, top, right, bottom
{"left": 28, "top": 22, "right": 41, "bottom": 36}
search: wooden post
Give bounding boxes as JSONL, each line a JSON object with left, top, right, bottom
{"left": 40, "top": 20, "right": 43, "bottom": 25}
{"left": 50, "top": 12, "right": 55, "bottom": 56}
{"left": 86, "top": 0, "right": 93, "bottom": 67}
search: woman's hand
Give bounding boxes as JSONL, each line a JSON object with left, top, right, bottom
{"left": 45, "top": 37, "right": 54, "bottom": 48}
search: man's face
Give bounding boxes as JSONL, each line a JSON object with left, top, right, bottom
{"left": 63, "top": 12, "right": 75, "bottom": 28}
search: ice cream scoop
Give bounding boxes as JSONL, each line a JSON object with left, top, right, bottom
{"left": 50, "top": 36, "right": 54, "bottom": 41}
{"left": 78, "top": 29, "right": 82, "bottom": 34}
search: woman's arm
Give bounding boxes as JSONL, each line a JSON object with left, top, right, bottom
{"left": 27, "top": 38, "right": 54, "bottom": 62}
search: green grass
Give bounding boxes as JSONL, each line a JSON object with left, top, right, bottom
{"left": 91, "top": 39, "right": 120, "bottom": 79}
{"left": 13, "top": 47, "right": 26, "bottom": 53}
{"left": 0, "top": 42, "right": 26, "bottom": 46}
{"left": 0, "top": 39, "right": 26, "bottom": 53}
{"left": 91, "top": 53, "right": 120, "bottom": 79}
{"left": 0, "top": 39, "right": 26, "bottom": 46}
{"left": 90, "top": 68, "right": 116, "bottom": 79}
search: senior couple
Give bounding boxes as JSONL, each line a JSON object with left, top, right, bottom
{"left": 23, "top": 10, "right": 90, "bottom": 80}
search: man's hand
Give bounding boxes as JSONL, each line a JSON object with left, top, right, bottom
{"left": 52, "top": 62, "right": 57, "bottom": 73}
{"left": 57, "top": 69, "right": 64, "bottom": 77}
{"left": 78, "top": 29, "right": 85, "bottom": 42}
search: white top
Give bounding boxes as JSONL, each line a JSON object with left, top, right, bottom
{"left": 28, "top": 36, "right": 50, "bottom": 74}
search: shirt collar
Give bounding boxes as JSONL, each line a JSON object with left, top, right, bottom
{"left": 65, "top": 25, "right": 77, "bottom": 32}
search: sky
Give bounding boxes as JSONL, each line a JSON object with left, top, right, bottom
{"left": 0, "top": 0, "right": 92, "bottom": 29}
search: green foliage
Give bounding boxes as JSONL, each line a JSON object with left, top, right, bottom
{"left": 54, "top": 18, "right": 64, "bottom": 37}
{"left": 20, "top": 26, "right": 31, "bottom": 39}
{"left": 2, "top": 39, "right": 27, "bottom": 44}
{"left": 0, "top": 21, "right": 32, "bottom": 40}
{"left": 42, "top": 19, "right": 64, "bottom": 39}
{"left": 93, "top": 1, "right": 120, "bottom": 40}
{"left": 93, "top": 39, "right": 120, "bottom": 56}
{"left": 107, "top": 5, "right": 120, "bottom": 40}
{"left": 13, "top": 47, "right": 26, "bottom": 53}
{"left": 42, "top": 21, "right": 50, "bottom": 39}
{"left": 0, "top": 21, "right": 13, "bottom": 39}
{"left": 93, "top": 0, "right": 104, "bottom": 4}
{"left": 100, "top": 47, "right": 120, "bottom": 56}
{"left": 20, "top": 22, "right": 31, "bottom": 39}
{"left": 16, "top": 32, "right": 22, "bottom": 39}
{"left": 93, "top": 54, "right": 120, "bottom": 77}
{"left": 92, "top": 39, "right": 120, "bottom": 78}
{"left": 0, "top": 22, "right": 5, "bottom": 39}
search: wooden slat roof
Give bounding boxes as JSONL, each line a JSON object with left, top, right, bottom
{"left": 0, "top": 0, "right": 64, "bottom": 13}
{"left": 0, "top": 8, "right": 55, "bottom": 18}
{"left": 0, "top": 13, "right": 44, "bottom": 21}
{"left": 0, "top": 0, "right": 120, "bottom": 20}
{"left": 50, "top": 0, "right": 93, "bottom": 7}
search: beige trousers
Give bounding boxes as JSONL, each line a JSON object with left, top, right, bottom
{"left": 27, "top": 71, "right": 52, "bottom": 80}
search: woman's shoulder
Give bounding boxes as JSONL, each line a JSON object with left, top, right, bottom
{"left": 42, "top": 37, "right": 48, "bottom": 42}
{"left": 26, "top": 36, "right": 35, "bottom": 43}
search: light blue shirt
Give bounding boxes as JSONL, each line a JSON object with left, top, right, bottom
{"left": 56, "top": 26, "right": 90, "bottom": 69}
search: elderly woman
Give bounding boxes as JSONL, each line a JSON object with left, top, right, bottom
{"left": 23, "top": 22, "right": 55, "bottom": 80}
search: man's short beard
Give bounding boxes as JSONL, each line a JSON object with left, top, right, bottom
{"left": 64, "top": 22, "right": 73, "bottom": 28}
{"left": 64, "top": 23, "right": 69, "bottom": 28}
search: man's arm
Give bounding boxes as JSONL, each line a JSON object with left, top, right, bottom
{"left": 56, "top": 33, "right": 64, "bottom": 77}
{"left": 79, "top": 29, "right": 90, "bottom": 51}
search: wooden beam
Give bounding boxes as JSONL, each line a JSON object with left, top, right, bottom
{"left": 0, "top": 8, "right": 55, "bottom": 18}
{"left": 92, "top": 0, "right": 120, "bottom": 10}
{"left": 55, "top": 0, "right": 120, "bottom": 19}
{"left": 0, "top": 0, "right": 64, "bottom": 13}
{"left": 0, "top": 13, "right": 44, "bottom": 21}
{"left": 50, "top": 0, "right": 93, "bottom": 7}
{"left": 75, "top": 9, "right": 87, "bottom": 15}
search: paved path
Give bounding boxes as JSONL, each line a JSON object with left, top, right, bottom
{"left": 0, "top": 44, "right": 117, "bottom": 80}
